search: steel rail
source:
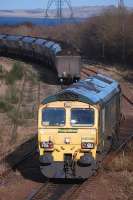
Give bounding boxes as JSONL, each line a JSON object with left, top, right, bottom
{"left": 27, "top": 182, "right": 81, "bottom": 200}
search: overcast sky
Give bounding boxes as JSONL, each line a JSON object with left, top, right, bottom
{"left": 0, "top": 0, "right": 132, "bottom": 10}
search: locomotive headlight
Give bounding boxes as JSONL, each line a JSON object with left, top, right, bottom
{"left": 81, "top": 142, "right": 94, "bottom": 149}
{"left": 40, "top": 141, "right": 54, "bottom": 149}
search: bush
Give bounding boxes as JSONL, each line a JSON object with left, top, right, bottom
{"left": 78, "top": 8, "right": 133, "bottom": 66}
{"left": 5, "top": 62, "right": 23, "bottom": 85}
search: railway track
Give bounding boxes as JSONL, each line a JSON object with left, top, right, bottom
{"left": 27, "top": 181, "right": 81, "bottom": 200}
{"left": 0, "top": 118, "right": 132, "bottom": 199}
{"left": 25, "top": 66, "right": 133, "bottom": 200}
{"left": 25, "top": 132, "right": 133, "bottom": 200}
{"left": 0, "top": 62, "right": 132, "bottom": 199}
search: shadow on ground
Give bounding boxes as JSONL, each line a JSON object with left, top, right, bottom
{"left": 5, "top": 136, "right": 85, "bottom": 184}
{"left": 5, "top": 136, "right": 47, "bottom": 183}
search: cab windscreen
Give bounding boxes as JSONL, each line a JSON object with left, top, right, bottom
{"left": 71, "top": 108, "right": 94, "bottom": 126}
{"left": 42, "top": 108, "right": 65, "bottom": 126}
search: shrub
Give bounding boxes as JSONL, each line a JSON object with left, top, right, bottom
{"left": 5, "top": 62, "right": 23, "bottom": 85}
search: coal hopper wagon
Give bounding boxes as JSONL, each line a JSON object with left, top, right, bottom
{"left": 0, "top": 34, "right": 81, "bottom": 83}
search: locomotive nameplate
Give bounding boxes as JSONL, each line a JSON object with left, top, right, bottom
{"left": 58, "top": 128, "right": 78, "bottom": 133}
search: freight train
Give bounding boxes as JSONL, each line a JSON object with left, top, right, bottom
{"left": 0, "top": 34, "right": 81, "bottom": 83}
{"left": 38, "top": 74, "right": 121, "bottom": 179}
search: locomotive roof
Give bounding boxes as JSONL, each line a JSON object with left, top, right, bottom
{"left": 42, "top": 74, "right": 120, "bottom": 106}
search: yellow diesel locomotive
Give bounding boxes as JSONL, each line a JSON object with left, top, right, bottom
{"left": 38, "top": 74, "right": 121, "bottom": 179}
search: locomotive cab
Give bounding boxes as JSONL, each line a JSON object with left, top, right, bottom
{"left": 38, "top": 74, "right": 121, "bottom": 179}
{"left": 38, "top": 101, "right": 98, "bottom": 179}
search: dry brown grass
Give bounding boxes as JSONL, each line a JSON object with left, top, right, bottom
{"left": 106, "top": 141, "right": 133, "bottom": 172}
{"left": 119, "top": 171, "right": 133, "bottom": 199}
{"left": 109, "top": 154, "right": 133, "bottom": 172}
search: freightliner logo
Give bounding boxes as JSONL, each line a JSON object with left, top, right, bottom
{"left": 58, "top": 128, "right": 78, "bottom": 133}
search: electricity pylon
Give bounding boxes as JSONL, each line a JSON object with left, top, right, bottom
{"left": 118, "top": 0, "right": 125, "bottom": 8}
{"left": 45, "top": 0, "right": 73, "bottom": 19}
